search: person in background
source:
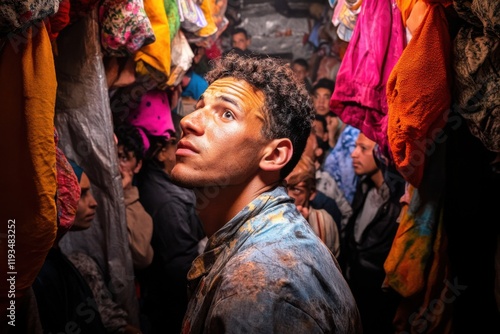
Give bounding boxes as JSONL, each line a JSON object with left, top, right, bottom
{"left": 311, "top": 77, "right": 359, "bottom": 205}
{"left": 285, "top": 155, "right": 340, "bottom": 257}
{"left": 302, "top": 126, "right": 352, "bottom": 234}
{"left": 311, "top": 78, "right": 335, "bottom": 117}
{"left": 33, "top": 161, "right": 108, "bottom": 334}
{"left": 339, "top": 132, "right": 403, "bottom": 334}
{"left": 114, "top": 123, "right": 154, "bottom": 270}
{"left": 230, "top": 27, "right": 251, "bottom": 52}
{"left": 291, "top": 58, "right": 313, "bottom": 93}
{"left": 65, "top": 161, "right": 143, "bottom": 334}
{"left": 223, "top": 27, "right": 264, "bottom": 58}
{"left": 127, "top": 89, "right": 205, "bottom": 334}
{"left": 170, "top": 53, "right": 361, "bottom": 333}
{"left": 310, "top": 79, "right": 357, "bottom": 228}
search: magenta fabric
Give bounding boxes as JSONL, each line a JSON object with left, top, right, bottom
{"left": 126, "top": 89, "right": 175, "bottom": 153}
{"left": 330, "top": 0, "right": 405, "bottom": 160}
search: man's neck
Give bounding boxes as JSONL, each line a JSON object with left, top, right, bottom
{"left": 370, "top": 169, "right": 384, "bottom": 189}
{"left": 194, "top": 178, "right": 280, "bottom": 237}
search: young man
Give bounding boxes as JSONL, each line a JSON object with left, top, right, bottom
{"left": 312, "top": 78, "right": 335, "bottom": 117}
{"left": 230, "top": 27, "right": 251, "bottom": 52}
{"left": 223, "top": 27, "right": 264, "bottom": 59}
{"left": 171, "top": 53, "right": 361, "bottom": 333}
{"left": 340, "top": 133, "right": 403, "bottom": 334}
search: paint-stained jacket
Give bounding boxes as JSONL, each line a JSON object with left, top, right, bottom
{"left": 182, "top": 187, "right": 362, "bottom": 334}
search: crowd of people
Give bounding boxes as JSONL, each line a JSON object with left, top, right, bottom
{"left": 22, "top": 22, "right": 408, "bottom": 333}
{"left": 0, "top": 14, "right": 410, "bottom": 331}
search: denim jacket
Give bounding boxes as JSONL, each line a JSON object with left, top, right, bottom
{"left": 182, "top": 186, "right": 362, "bottom": 334}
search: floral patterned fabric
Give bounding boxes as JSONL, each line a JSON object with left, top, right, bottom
{"left": 0, "top": 0, "right": 60, "bottom": 35}
{"left": 99, "top": 0, "right": 155, "bottom": 57}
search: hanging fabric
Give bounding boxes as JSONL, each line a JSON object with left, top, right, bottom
{"left": 0, "top": 0, "right": 59, "bottom": 35}
{"left": 386, "top": 1, "right": 452, "bottom": 187}
{"left": 99, "top": 0, "right": 156, "bottom": 57}
{"left": 0, "top": 21, "right": 58, "bottom": 316}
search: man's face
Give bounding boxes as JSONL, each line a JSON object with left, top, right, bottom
{"left": 312, "top": 87, "right": 332, "bottom": 116}
{"left": 285, "top": 181, "right": 311, "bottom": 209}
{"left": 171, "top": 77, "right": 268, "bottom": 188}
{"left": 117, "top": 145, "right": 140, "bottom": 175}
{"left": 72, "top": 172, "right": 97, "bottom": 231}
{"left": 231, "top": 32, "right": 250, "bottom": 51}
{"left": 351, "top": 133, "right": 378, "bottom": 176}
{"left": 292, "top": 64, "right": 307, "bottom": 82}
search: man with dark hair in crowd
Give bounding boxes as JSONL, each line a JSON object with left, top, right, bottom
{"left": 291, "top": 58, "right": 313, "bottom": 93}
{"left": 170, "top": 53, "right": 362, "bottom": 333}
{"left": 340, "top": 132, "right": 403, "bottom": 334}
{"left": 223, "top": 27, "right": 264, "bottom": 59}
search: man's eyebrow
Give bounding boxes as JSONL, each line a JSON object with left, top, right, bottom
{"left": 218, "top": 95, "right": 240, "bottom": 110}
{"left": 199, "top": 93, "right": 242, "bottom": 111}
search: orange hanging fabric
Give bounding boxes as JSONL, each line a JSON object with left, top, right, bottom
{"left": 0, "top": 21, "right": 58, "bottom": 320}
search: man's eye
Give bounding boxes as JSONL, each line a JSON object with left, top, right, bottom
{"left": 222, "top": 110, "right": 234, "bottom": 119}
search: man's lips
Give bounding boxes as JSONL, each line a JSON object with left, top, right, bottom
{"left": 85, "top": 213, "right": 95, "bottom": 222}
{"left": 176, "top": 140, "right": 198, "bottom": 156}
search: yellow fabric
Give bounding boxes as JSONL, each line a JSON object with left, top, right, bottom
{"left": 397, "top": 0, "right": 453, "bottom": 29}
{"left": 134, "top": 0, "right": 171, "bottom": 80}
{"left": 0, "top": 22, "right": 57, "bottom": 313}
{"left": 197, "top": 0, "right": 218, "bottom": 37}
{"left": 396, "top": 0, "right": 419, "bottom": 27}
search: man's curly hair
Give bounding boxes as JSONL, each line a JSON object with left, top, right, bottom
{"left": 205, "top": 53, "right": 315, "bottom": 179}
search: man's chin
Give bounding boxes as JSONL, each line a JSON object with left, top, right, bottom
{"left": 170, "top": 166, "right": 196, "bottom": 188}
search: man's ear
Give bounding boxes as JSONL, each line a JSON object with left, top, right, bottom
{"left": 259, "top": 138, "right": 293, "bottom": 172}
{"left": 133, "top": 159, "right": 143, "bottom": 174}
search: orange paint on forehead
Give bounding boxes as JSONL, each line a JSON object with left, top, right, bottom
{"left": 206, "top": 77, "right": 265, "bottom": 120}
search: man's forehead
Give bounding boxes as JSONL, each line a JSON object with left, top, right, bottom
{"left": 207, "top": 77, "right": 260, "bottom": 97}
{"left": 233, "top": 32, "right": 247, "bottom": 39}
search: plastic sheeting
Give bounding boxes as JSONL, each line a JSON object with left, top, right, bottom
{"left": 53, "top": 9, "right": 139, "bottom": 326}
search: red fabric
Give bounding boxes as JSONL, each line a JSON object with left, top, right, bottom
{"left": 54, "top": 129, "right": 80, "bottom": 242}
{"left": 205, "top": 39, "right": 222, "bottom": 60}
{"left": 47, "top": 0, "right": 70, "bottom": 41}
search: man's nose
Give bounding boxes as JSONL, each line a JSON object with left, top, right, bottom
{"left": 180, "top": 109, "right": 205, "bottom": 135}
